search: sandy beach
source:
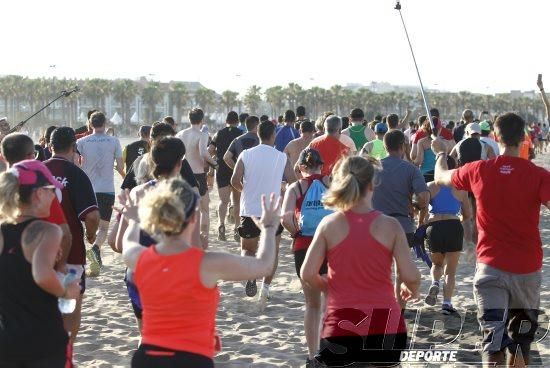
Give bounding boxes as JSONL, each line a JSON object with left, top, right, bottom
{"left": 74, "top": 141, "right": 550, "bottom": 367}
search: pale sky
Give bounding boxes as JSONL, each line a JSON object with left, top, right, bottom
{"left": 1, "top": 0, "right": 547, "bottom": 95}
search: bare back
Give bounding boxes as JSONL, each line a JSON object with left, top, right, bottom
{"left": 285, "top": 136, "right": 312, "bottom": 169}
{"left": 177, "top": 128, "right": 208, "bottom": 174}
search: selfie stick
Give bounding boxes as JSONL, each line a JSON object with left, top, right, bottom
{"left": 394, "top": 1, "right": 434, "bottom": 131}
{"left": 7, "top": 86, "right": 80, "bottom": 134}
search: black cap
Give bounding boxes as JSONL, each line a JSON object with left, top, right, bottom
{"left": 298, "top": 148, "right": 324, "bottom": 168}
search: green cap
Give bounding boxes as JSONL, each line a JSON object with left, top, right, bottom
{"left": 480, "top": 120, "right": 491, "bottom": 132}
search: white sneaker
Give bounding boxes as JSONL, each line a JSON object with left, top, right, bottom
{"left": 258, "top": 284, "right": 271, "bottom": 312}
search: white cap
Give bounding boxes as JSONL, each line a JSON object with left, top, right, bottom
{"left": 466, "top": 122, "right": 481, "bottom": 135}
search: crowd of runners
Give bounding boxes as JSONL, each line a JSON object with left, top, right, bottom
{"left": 0, "top": 76, "right": 548, "bottom": 368}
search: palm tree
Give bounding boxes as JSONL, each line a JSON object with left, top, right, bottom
{"left": 194, "top": 88, "right": 216, "bottom": 114}
{"left": 111, "top": 79, "right": 138, "bottom": 124}
{"left": 244, "top": 86, "right": 262, "bottom": 114}
{"left": 2, "top": 75, "right": 25, "bottom": 121}
{"left": 285, "top": 83, "right": 304, "bottom": 111}
{"left": 83, "top": 78, "right": 110, "bottom": 112}
{"left": 169, "top": 82, "right": 190, "bottom": 124}
{"left": 304, "top": 86, "right": 326, "bottom": 119}
{"left": 220, "top": 90, "right": 239, "bottom": 112}
{"left": 264, "top": 86, "right": 285, "bottom": 117}
{"left": 329, "top": 85, "right": 344, "bottom": 115}
{"left": 141, "top": 81, "right": 163, "bottom": 122}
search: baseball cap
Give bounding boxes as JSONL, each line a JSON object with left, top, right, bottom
{"left": 375, "top": 122, "right": 388, "bottom": 134}
{"left": 466, "top": 123, "right": 481, "bottom": 135}
{"left": 9, "top": 160, "right": 63, "bottom": 190}
{"left": 479, "top": 120, "right": 491, "bottom": 132}
{"left": 298, "top": 148, "right": 324, "bottom": 167}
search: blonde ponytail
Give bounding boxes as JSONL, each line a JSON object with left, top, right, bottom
{"left": 323, "top": 156, "right": 376, "bottom": 212}
{"left": 0, "top": 171, "right": 23, "bottom": 223}
{"left": 139, "top": 179, "right": 196, "bottom": 236}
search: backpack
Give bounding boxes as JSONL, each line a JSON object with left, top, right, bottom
{"left": 299, "top": 179, "right": 333, "bottom": 236}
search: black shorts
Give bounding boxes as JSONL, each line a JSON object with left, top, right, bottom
{"left": 215, "top": 166, "right": 233, "bottom": 188}
{"left": 96, "top": 193, "right": 115, "bottom": 221}
{"left": 426, "top": 219, "right": 463, "bottom": 253}
{"left": 238, "top": 216, "right": 284, "bottom": 239}
{"left": 294, "top": 247, "right": 328, "bottom": 278}
{"left": 0, "top": 350, "right": 69, "bottom": 368}
{"left": 132, "top": 344, "right": 213, "bottom": 368}
{"left": 317, "top": 333, "right": 407, "bottom": 367}
{"left": 194, "top": 173, "right": 208, "bottom": 196}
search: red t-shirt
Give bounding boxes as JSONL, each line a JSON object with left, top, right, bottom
{"left": 413, "top": 127, "right": 453, "bottom": 143}
{"left": 75, "top": 130, "right": 92, "bottom": 140}
{"left": 45, "top": 199, "right": 67, "bottom": 225}
{"left": 451, "top": 156, "right": 550, "bottom": 273}
{"left": 309, "top": 135, "right": 350, "bottom": 177}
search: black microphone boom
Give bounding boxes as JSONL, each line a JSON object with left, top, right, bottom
{"left": 7, "top": 86, "right": 80, "bottom": 134}
{"left": 394, "top": 1, "right": 434, "bottom": 131}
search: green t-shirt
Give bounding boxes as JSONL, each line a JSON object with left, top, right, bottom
{"left": 349, "top": 125, "right": 368, "bottom": 150}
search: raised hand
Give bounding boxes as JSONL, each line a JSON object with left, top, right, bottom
{"left": 115, "top": 189, "right": 139, "bottom": 223}
{"left": 253, "top": 193, "right": 282, "bottom": 230}
{"left": 431, "top": 137, "right": 447, "bottom": 155}
{"left": 537, "top": 74, "right": 544, "bottom": 90}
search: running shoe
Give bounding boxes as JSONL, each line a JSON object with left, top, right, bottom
{"left": 218, "top": 224, "right": 226, "bottom": 241}
{"left": 258, "top": 284, "right": 271, "bottom": 312}
{"left": 424, "top": 284, "right": 439, "bottom": 306}
{"left": 245, "top": 279, "right": 257, "bottom": 297}
{"left": 92, "top": 244, "right": 102, "bottom": 267}
{"left": 86, "top": 247, "right": 101, "bottom": 278}
{"left": 441, "top": 304, "right": 458, "bottom": 315}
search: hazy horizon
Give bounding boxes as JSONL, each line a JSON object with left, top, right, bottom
{"left": 2, "top": 0, "right": 547, "bottom": 95}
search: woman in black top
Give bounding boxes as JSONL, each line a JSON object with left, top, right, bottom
{"left": 0, "top": 160, "right": 80, "bottom": 367}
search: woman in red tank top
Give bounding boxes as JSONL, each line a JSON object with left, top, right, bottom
{"left": 119, "top": 178, "right": 281, "bottom": 368}
{"left": 301, "top": 156, "right": 421, "bottom": 367}
{"left": 281, "top": 148, "right": 330, "bottom": 365}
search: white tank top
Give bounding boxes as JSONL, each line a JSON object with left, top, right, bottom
{"left": 240, "top": 144, "right": 287, "bottom": 217}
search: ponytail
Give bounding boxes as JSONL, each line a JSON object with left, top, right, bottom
{"left": 0, "top": 170, "right": 27, "bottom": 223}
{"left": 323, "top": 156, "right": 376, "bottom": 212}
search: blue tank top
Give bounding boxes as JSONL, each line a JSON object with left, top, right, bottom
{"left": 420, "top": 148, "right": 436, "bottom": 174}
{"left": 429, "top": 186, "right": 461, "bottom": 215}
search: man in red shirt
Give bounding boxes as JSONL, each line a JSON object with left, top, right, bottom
{"left": 308, "top": 115, "right": 350, "bottom": 176}
{"left": 432, "top": 112, "right": 550, "bottom": 367}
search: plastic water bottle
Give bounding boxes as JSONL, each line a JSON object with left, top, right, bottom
{"left": 58, "top": 269, "right": 78, "bottom": 314}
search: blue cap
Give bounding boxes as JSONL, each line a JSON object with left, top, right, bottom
{"left": 375, "top": 122, "right": 388, "bottom": 134}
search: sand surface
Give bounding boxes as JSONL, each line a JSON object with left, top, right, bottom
{"left": 74, "top": 140, "right": 550, "bottom": 367}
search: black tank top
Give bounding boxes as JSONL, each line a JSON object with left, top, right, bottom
{"left": 0, "top": 220, "right": 67, "bottom": 361}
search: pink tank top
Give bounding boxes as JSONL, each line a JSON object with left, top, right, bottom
{"left": 321, "top": 211, "right": 406, "bottom": 338}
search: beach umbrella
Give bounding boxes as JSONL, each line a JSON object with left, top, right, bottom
{"left": 130, "top": 111, "right": 140, "bottom": 125}
{"left": 110, "top": 112, "right": 122, "bottom": 126}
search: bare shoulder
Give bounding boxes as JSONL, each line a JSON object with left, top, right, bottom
{"left": 372, "top": 213, "right": 401, "bottom": 232}
{"left": 22, "top": 221, "right": 62, "bottom": 247}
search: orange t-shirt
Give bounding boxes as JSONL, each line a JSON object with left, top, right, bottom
{"left": 519, "top": 132, "right": 532, "bottom": 160}
{"left": 309, "top": 135, "right": 350, "bottom": 176}
{"left": 134, "top": 246, "right": 219, "bottom": 359}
